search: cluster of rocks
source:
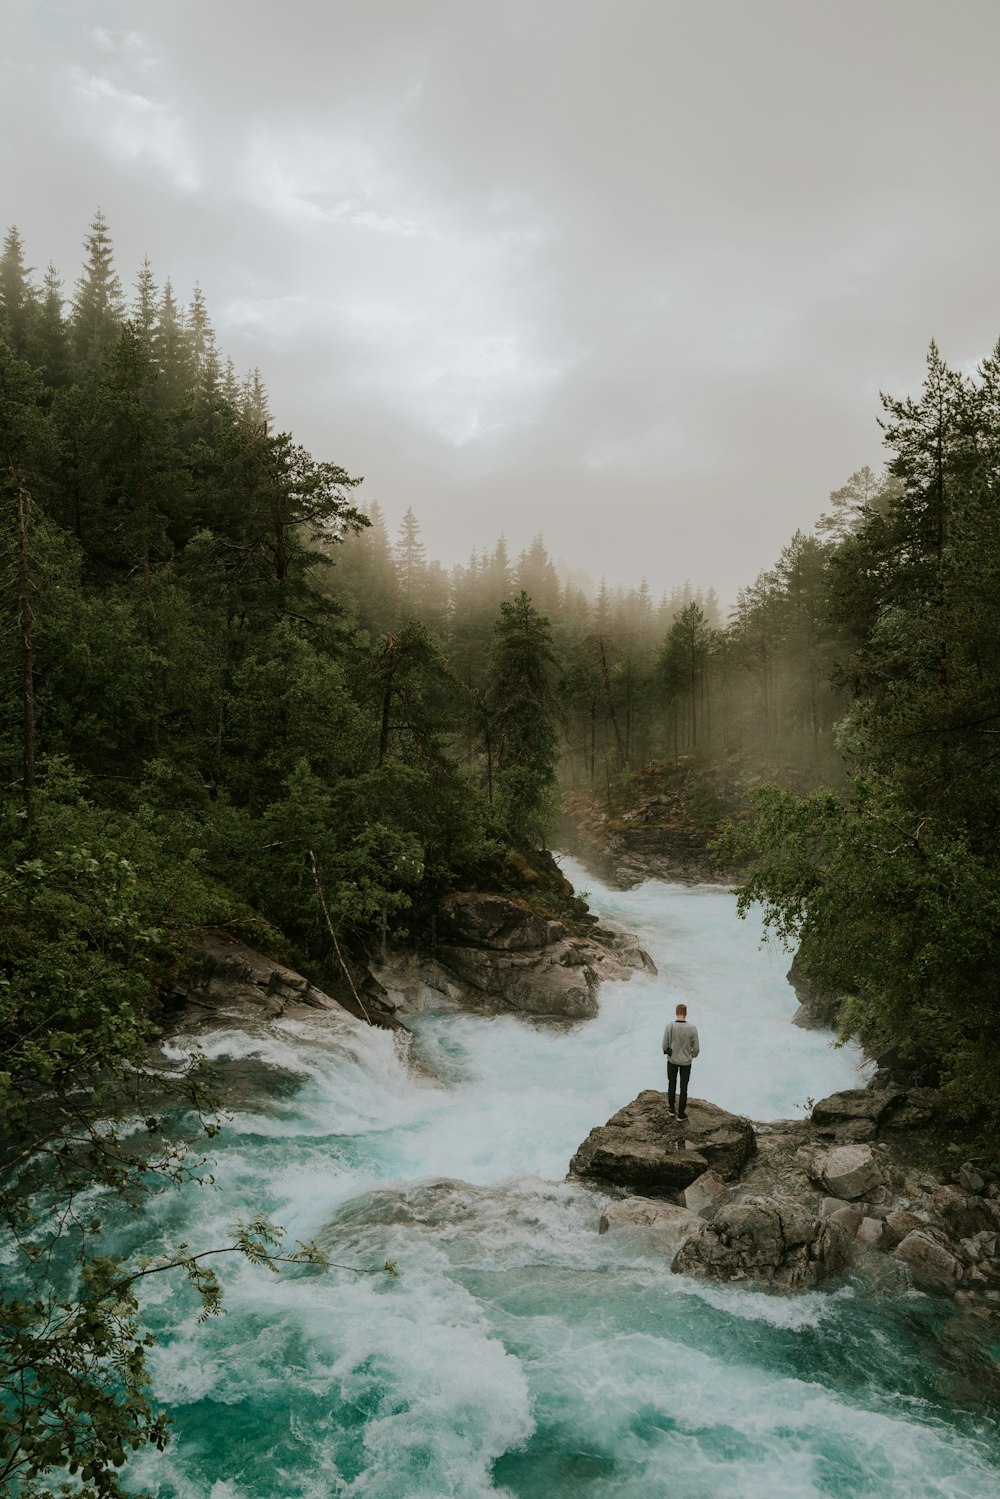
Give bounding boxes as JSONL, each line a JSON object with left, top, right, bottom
{"left": 571, "top": 1084, "right": 1000, "bottom": 1308}
{"left": 370, "top": 891, "right": 656, "bottom": 1022}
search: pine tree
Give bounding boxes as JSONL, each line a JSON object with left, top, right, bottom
{"left": 28, "top": 264, "right": 72, "bottom": 389}
{"left": 484, "top": 591, "right": 560, "bottom": 845}
{"left": 71, "top": 209, "right": 125, "bottom": 369}
{"left": 153, "top": 278, "right": 192, "bottom": 407}
{"left": 396, "top": 506, "right": 426, "bottom": 616}
{"left": 186, "top": 283, "right": 220, "bottom": 405}
{"left": 240, "top": 368, "right": 271, "bottom": 427}
{"left": 0, "top": 226, "right": 38, "bottom": 356}
{"left": 131, "top": 256, "right": 159, "bottom": 338}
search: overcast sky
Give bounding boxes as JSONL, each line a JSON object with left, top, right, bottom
{"left": 4, "top": 0, "right": 1000, "bottom": 604}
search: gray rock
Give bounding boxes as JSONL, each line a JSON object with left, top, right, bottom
{"left": 570, "top": 1092, "right": 756, "bottom": 1193}
{"left": 957, "top": 1163, "right": 987, "bottom": 1195}
{"left": 856, "top": 1216, "right": 888, "bottom": 1249}
{"left": 671, "top": 1196, "right": 850, "bottom": 1290}
{"left": 811, "top": 1087, "right": 900, "bottom": 1130}
{"left": 170, "top": 933, "right": 359, "bottom": 1033}
{"left": 895, "top": 1229, "right": 963, "bottom": 1291}
{"left": 883, "top": 1209, "right": 928, "bottom": 1248}
{"left": 808, "top": 1144, "right": 891, "bottom": 1201}
{"left": 599, "top": 1197, "right": 700, "bottom": 1238}
{"left": 436, "top": 940, "right": 599, "bottom": 1019}
{"left": 940, "top": 1196, "right": 998, "bottom": 1240}
{"left": 681, "top": 1170, "right": 734, "bottom": 1219}
{"left": 825, "top": 1204, "right": 864, "bottom": 1236}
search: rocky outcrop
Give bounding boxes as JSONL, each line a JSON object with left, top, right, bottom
{"left": 571, "top": 1066, "right": 1000, "bottom": 1306}
{"left": 671, "top": 1197, "right": 851, "bottom": 1289}
{"left": 569, "top": 1092, "right": 757, "bottom": 1192}
{"left": 672, "top": 1199, "right": 849, "bottom": 1289}
{"left": 786, "top": 951, "right": 844, "bottom": 1030}
{"left": 165, "top": 933, "right": 360, "bottom": 1034}
{"left": 384, "top": 891, "right": 657, "bottom": 1022}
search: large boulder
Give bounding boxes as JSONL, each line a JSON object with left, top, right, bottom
{"left": 807, "top": 1143, "right": 893, "bottom": 1201}
{"left": 569, "top": 1092, "right": 756, "bottom": 1193}
{"left": 894, "top": 1229, "right": 963, "bottom": 1291}
{"left": 430, "top": 892, "right": 652, "bottom": 1021}
{"left": 811, "top": 1086, "right": 902, "bottom": 1132}
{"left": 435, "top": 939, "right": 599, "bottom": 1019}
{"left": 671, "top": 1197, "right": 850, "bottom": 1290}
{"left": 598, "top": 1197, "right": 700, "bottom": 1238}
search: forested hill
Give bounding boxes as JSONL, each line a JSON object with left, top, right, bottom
{"left": 4, "top": 211, "right": 1000, "bottom": 1123}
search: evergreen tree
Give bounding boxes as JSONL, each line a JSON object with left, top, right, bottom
{"left": 28, "top": 263, "right": 72, "bottom": 389}
{"left": 71, "top": 209, "right": 125, "bottom": 369}
{"left": 484, "top": 591, "right": 559, "bottom": 845}
{"left": 153, "top": 277, "right": 192, "bottom": 408}
{"left": 0, "top": 225, "right": 37, "bottom": 356}
{"left": 396, "top": 505, "right": 427, "bottom": 616}
{"left": 131, "top": 255, "right": 159, "bottom": 338}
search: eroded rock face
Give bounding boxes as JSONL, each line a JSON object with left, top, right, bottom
{"left": 671, "top": 1197, "right": 850, "bottom": 1289}
{"left": 569, "top": 1092, "right": 756, "bottom": 1193}
{"left": 168, "top": 933, "right": 360, "bottom": 1033}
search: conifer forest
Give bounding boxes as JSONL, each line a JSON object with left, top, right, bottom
{"left": 3, "top": 209, "right": 1000, "bottom": 1493}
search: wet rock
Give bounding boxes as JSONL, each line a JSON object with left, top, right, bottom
{"left": 895, "top": 1229, "right": 963, "bottom": 1291}
{"left": 569, "top": 1092, "right": 756, "bottom": 1194}
{"left": 671, "top": 1197, "right": 850, "bottom": 1290}
{"left": 598, "top": 1197, "right": 700, "bottom": 1237}
{"left": 436, "top": 939, "right": 599, "bottom": 1019}
{"left": 856, "top": 1216, "right": 888, "bottom": 1249}
{"left": 168, "top": 933, "right": 360, "bottom": 1033}
{"left": 681, "top": 1170, "right": 734, "bottom": 1219}
{"left": 427, "top": 893, "right": 649, "bottom": 1021}
{"left": 878, "top": 1087, "right": 948, "bottom": 1131}
{"left": 820, "top": 1201, "right": 863, "bottom": 1236}
{"left": 807, "top": 1143, "right": 892, "bottom": 1201}
{"left": 786, "top": 952, "right": 843, "bottom": 1030}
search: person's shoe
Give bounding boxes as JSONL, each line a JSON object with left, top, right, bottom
{"left": 677, "top": 1113, "right": 687, "bottom": 1122}
{"left": 668, "top": 1107, "right": 676, "bottom": 1116}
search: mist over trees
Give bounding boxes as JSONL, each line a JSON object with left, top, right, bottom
{"left": 4, "top": 209, "right": 1000, "bottom": 1491}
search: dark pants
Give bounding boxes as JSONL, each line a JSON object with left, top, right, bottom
{"left": 667, "top": 1062, "right": 691, "bottom": 1115}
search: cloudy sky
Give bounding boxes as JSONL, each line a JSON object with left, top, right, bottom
{"left": 4, "top": 1, "right": 1000, "bottom": 603}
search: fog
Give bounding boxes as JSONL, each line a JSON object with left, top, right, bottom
{"left": 4, "top": 0, "right": 1000, "bottom": 601}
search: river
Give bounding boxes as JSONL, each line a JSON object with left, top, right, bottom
{"left": 112, "top": 858, "right": 1000, "bottom": 1497}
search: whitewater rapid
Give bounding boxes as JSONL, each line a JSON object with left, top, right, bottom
{"left": 112, "top": 859, "right": 1000, "bottom": 1498}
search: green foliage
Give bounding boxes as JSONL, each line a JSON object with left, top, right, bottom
{"left": 484, "top": 592, "right": 560, "bottom": 846}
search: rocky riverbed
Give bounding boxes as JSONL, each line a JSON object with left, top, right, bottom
{"left": 570, "top": 1082, "right": 1000, "bottom": 1311}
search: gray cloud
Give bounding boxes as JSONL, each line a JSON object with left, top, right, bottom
{"left": 5, "top": 0, "right": 1000, "bottom": 603}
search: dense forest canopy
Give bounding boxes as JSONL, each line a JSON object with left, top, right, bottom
{"left": 4, "top": 211, "right": 1000, "bottom": 1494}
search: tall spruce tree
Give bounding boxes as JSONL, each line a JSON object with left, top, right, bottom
{"left": 71, "top": 209, "right": 125, "bottom": 369}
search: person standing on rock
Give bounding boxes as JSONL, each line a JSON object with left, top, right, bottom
{"left": 662, "top": 1002, "right": 699, "bottom": 1121}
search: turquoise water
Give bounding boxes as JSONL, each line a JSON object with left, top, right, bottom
{"left": 111, "top": 860, "right": 1000, "bottom": 1497}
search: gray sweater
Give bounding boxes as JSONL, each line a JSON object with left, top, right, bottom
{"left": 662, "top": 1020, "right": 700, "bottom": 1066}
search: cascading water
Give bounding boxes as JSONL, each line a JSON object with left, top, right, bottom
{"left": 109, "top": 859, "right": 999, "bottom": 1497}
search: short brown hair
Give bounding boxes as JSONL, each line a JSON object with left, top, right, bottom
{"left": 675, "top": 1003, "right": 687, "bottom": 1017}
